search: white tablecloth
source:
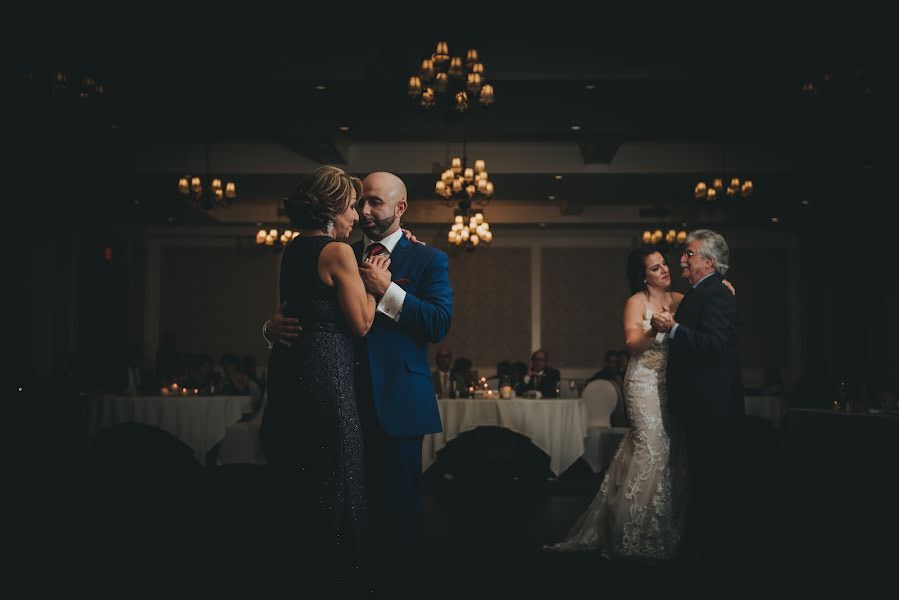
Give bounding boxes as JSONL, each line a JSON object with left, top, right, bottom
{"left": 745, "top": 395, "right": 784, "bottom": 427}
{"left": 423, "top": 398, "right": 589, "bottom": 475}
{"left": 86, "top": 395, "right": 250, "bottom": 465}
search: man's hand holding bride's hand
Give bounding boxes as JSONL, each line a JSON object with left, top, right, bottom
{"left": 268, "top": 301, "right": 302, "bottom": 348}
{"left": 650, "top": 311, "right": 675, "bottom": 334}
{"left": 359, "top": 254, "right": 392, "bottom": 297}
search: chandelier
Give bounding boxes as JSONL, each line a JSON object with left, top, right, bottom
{"left": 447, "top": 208, "right": 492, "bottom": 250}
{"left": 641, "top": 226, "right": 688, "bottom": 247}
{"left": 693, "top": 146, "right": 753, "bottom": 201}
{"left": 255, "top": 226, "right": 299, "bottom": 249}
{"left": 408, "top": 41, "right": 495, "bottom": 112}
{"left": 16, "top": 69, "right": 106, "bottom": 101}
{"left": 435, "top": 142, "right": 494, "bottom": 206}
{"left": 177, "top": 146, "right": 238, "bottom": 210}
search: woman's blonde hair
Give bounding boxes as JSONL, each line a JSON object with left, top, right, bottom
{"left": 283, "top": 166, "right": 363, "bottom": 232}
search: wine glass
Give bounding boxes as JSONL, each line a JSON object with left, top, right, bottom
{"left": 568, "top": 379, "right": 577, "bottom": 398}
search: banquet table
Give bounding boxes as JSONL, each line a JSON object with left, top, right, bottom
{"left": 744, "top": 394, "right": 785, "bottom": 426}
{"left": 423, "top": 397, "right": 589, "bottom": 476}
{"left": 85, "top": 394, "right": 251, "bottom": 465}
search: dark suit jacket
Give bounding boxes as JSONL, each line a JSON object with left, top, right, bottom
{"left": 667, "top": 273, "right": 744, "bottom": 419}
{"left": 515, "top": 367, "right": 561, "bottom": 398}
{"left": 352, "top": 236, "right": 453, "bottom": 436}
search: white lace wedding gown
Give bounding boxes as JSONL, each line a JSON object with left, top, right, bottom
{"left": 546, "top": 303, "right": 686, "bottom": 560}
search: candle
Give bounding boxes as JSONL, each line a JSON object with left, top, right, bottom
{"left": 160, "top": 387, "right": 170, "bottom": 396}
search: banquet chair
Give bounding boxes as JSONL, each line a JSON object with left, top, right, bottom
{"left": 580, "top": 379, "right": 629, "bottom": 472}
{"left": 217, "top": 391, "right": 268, "bottom": 466}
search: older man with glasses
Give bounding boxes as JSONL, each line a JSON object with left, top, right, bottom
{"left": 649, "top": 229, "right": 745, "bottom": 562}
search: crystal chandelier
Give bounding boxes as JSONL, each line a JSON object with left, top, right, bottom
{"left": 408, "top": 41, "right": 495, "bottom": 112}
{"left": 177, "top": 146, "right": 237, "bottom": 210}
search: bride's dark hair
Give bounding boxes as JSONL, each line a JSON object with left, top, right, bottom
{"left": 626, "top": 245, "right": 665, "bottom": 295}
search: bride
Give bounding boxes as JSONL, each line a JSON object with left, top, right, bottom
{"left": 547, "top": 246, "right": 698, "bottom": 560}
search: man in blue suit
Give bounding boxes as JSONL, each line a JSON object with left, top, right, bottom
{"left": 265, "top": 172, "right": 453, "bottom": 581}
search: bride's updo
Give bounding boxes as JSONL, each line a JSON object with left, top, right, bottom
{"left": 626, "top": 245, "right": 665, "bottom": 294}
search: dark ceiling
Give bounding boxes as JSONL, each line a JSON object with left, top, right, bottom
{"left": 12, "top": 26, "right": 894, "bottom": 227}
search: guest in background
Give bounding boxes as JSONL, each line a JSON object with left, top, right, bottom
{"left": 586, "top": 349, "right": 629, "bottom": 425}
{"left": 585, "top": 350, "right": 623, "bottom": 386}
{"left": 220, "top": 353, "right": 242, "bottom": 394}
{"left": 487, "top": 361, "right": 512, "bottom": 389}
{"left": 242, "top": 355, "right": 261, "bottom": 388}
{"left": 185, "top": 354, "right": 217, "bottom": 394}
{"left": 432, "top": 347, "right": 453, "bottom": 397}
{"left": 450, "top": 357, "right": 474, "bottom": 396}
{"left": 509, "top": 361, "right": 528, "bottom": 393}
{"left": 516, "top": 349, "right": 561, "bottom": 398}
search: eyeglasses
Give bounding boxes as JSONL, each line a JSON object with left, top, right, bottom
{"left": 683, "top": 249, "right": 700, "bottom": 258}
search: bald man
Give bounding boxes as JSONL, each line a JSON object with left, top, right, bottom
{"left": 265, "top": 171, "right": 453, "bottom": 581}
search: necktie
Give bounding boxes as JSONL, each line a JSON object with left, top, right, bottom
{"left": 367, "top": 242, "right": 387, "bottom": 258}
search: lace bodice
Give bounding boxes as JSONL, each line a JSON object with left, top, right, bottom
{"left": 630, "top": 304, "right": 669, "bottom": 375}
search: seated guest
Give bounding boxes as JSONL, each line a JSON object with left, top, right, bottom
{"left": 184, "top": 354, "right": 217, "bottom": 394}
{"left": 432, "top": 347, "right": 453, "bottom": 397}
{"left": 450, "top": 356, "right": 474, "bottom": 397}
{"left": 509, "top": 361, "right": 528, "bottom": 393}
{"left": 516, "top": 349, "right": 561, "bottom": 398}
{"left": 487, "top": 361, "right": 512, "bottom": 388}
{"left": 585, "top": 350, "right": 622, "bottom": 386}
{"left": 242, "top": 355, "right": 261, "bottom": 386}
{"left": 220, "top": 353, "right": 262, "bottom": 415}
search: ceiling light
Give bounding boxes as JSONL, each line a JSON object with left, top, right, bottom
{"left": 409, "top": 41, "right": 495, "bottom": 112}
{"left": 694, "top": 145, "right": 753, "bottom": 201}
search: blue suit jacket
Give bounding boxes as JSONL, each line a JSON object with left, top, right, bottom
{"left": 353, "top": 236, "right": 453, "bottom": 437}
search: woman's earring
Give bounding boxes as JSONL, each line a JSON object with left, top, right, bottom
{"left": 325, "top": 220, "right": 335, "bottom": 236}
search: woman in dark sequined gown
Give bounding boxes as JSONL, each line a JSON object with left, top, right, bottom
{"left": 260, "top": 166, "right": 388, "bottom": 589}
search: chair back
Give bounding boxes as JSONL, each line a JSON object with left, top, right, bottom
{"left": 581, "top": 379, "right": 620, "bottom": 428}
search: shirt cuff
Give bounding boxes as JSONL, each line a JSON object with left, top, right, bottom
{"left": 669, "top": 322, "right": 679, "bottom": 338}
{"left": 377, "top": 282, "right": 406, "bottom": 322}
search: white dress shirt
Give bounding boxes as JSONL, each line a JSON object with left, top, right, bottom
{"left": 363, "top": 228, "right": 407, "bottom": 322}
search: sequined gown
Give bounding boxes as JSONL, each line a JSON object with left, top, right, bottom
{"left": 546, "top": 302, "right": 686, "bottom": 560}
{"left": 260, "top": 236, "right": 369, "bottom": 586}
